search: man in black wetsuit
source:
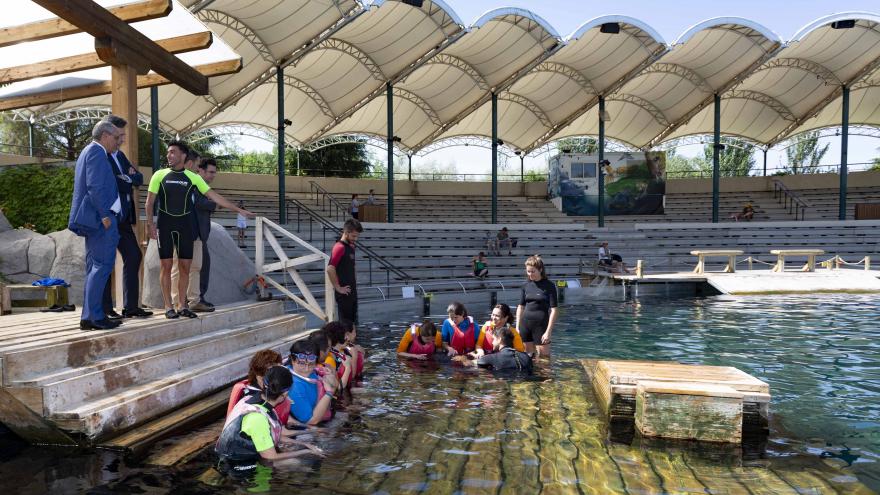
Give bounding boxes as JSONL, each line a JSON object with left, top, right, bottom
{"left": 476, "top": 326, "right": 533, "bottom": 373}
{"left": 326, "top": 219, "right": 363, "bottom": 323}
{"left": 144, "top": 141, "right": 254, "bottom": 319}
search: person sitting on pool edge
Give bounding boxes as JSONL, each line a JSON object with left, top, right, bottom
{"left": 216, "top": 366, "right": 324, "bottom": 466}
{"left": 474, "top": 303, "right": 525, "bottom": 357}
{"left": 288, "top": 339, "right": 339, "bottom": 426}
{"left": 397, "top": 319, "right": 439, "bottom": 360}
{"left": 226, "top": 349, "right": 292, "bottom": 427}
{"left": 455, "top": 326, "right": 533, "bottom": 373}
{"left": 440, "top": 302, "right": 479, "bottom": 356}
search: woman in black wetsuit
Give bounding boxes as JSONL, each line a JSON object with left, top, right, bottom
{"left": 515, "top": 255, "right": 558, "bottom": 357}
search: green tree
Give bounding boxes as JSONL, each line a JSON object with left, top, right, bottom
{"left": 665, "top": 148, "right": 708, "bottom": 178}
{"left": 296, "top": 142, "right": 372, "bottom": 178}
{"left": 871, "top": 147, "right": 880, "bottom": 171}
{"left": 556, "top": 137, "right": 598, "bottom": 154}
{"left": 0, "top": 165, "right": 74, "bottom": 233}
{"left": 702, "top": 139, "right": 755, "bottom": 177}
{"left": 784, "top": 130, "right": 830, "bottom": 174}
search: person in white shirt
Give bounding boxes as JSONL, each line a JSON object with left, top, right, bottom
{"left": 236, "top": 201, "right": 248, "bottom": 248}
{"left": 365, "top": 189, "right": 377, "bottom": 206}
{"left": 598, "top": 241, "right": 630, "bottom": 273}
{"left": 350, "top": 194, "right": 360, "bottom": 219}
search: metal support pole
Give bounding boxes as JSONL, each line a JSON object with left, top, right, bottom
{"left": 150, "top": 86, "right": 160, "bottom": 172}
{"left": 277, "top": 66, "right": 287, "bottom": 224}
{"left": 407, "top": 154, "right": 412, "bottom": 181}
{"left": 520, "top": 155, "right": 524, "bottom": 182}
{"left": 27, "top": 120, "right": 34, "bottom": 156}
{"left": 386, "top": 82, "right": 394, "bottom": 223}
{"left": 598, "top": 95, "right": 606, "bottom": 228}
{"left": 762, "top": 148, "right": 767, "bottom": 177}
{"left": 712, "top": 93, "right": 721, "bottom": 223}
{"left": 839, "top": 85, "right": 849, "bottom": 221}
{"left": 491, "top": 91, "right": 498, "bottom": 224}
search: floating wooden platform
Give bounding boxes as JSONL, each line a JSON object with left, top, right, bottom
{"left": 583, "top": 359, "right": 771, "bottom": 443}
{"left": 0, "top": 301, "right": 310, "bottom": 444}
{"left": 599, "top": 269, "right": 880, "bottom": 295}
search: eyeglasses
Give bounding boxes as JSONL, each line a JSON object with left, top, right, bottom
{"left": 293, "top": 353, "right": 317, "bottom": 363}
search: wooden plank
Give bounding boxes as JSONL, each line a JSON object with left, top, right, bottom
{"left": 0, "top": 0, "right": 171, "bottom": 48}
{"left": 635, "top": 381, "right": 743, "bottom": 443}
{"left": 142, "top": 420, "right": 222, "bottom": 466}
{"left": 101, "top": 388, "right": 230, "bottom": 456}
{"left": 598, "top": 360, "right": 769, "bottom": 393}
{"left": 0, "top": 386, "right": 77, "bottom": 445}
{"left": 0, "top": 32, "right": 213, "bottom": 85}
{"left": 0, "top": 58, "right": 242, "bottom": 112}
{"left": 34, "top": 0, "right": 208, "bottom": 95}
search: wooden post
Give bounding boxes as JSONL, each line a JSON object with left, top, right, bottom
{"left": 636, "top": 260, "right": 643, "bottom": 279}
{"left": 865, "top": 256, "right": 871, "bottom": 271}
{"left": 111, "top": 63, "right": 140, "bottom": 308}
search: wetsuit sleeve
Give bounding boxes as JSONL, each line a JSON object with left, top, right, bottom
{"left": 184, "top": 169, "right": 211, "bottom": 194}
{"left": 147, "top": 168, "right": 167, "bottom": 194}
{"left": 476, "top": 353, "right": 496, "bottom": 369}
{"left": 329, "top": 242, "right": 345, "bottom": 267}
{"left": 240, "top": 413, "right": 274, "bottom": 452}
{"left": 548, "top": 281, "right": 558, "bottom": 308}
{"left": 397, "top": 330, "right": 413, "bottom": 353}
{"left": 519, "top": 285, "right": 526, "bottom": 307}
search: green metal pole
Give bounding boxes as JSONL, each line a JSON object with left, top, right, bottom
{"left": 712, "top": 93, "right": 721, "bottom": 223}
{"left": 762, "top": 148, "right": 767, "bottom": 176}
{"left": 150, "top": 86, "right": 160, "bottom": 172}
{"left": 407, "top": 154, "right": 412, "bottom": 181}
{"left": 598, "top": 95, "right": 605, "bottom": 228}
{"left": 277, "top": 65, "right": 286, "bottom": 224}
{"left": 491, "top": 91, "right": 498, "bottom": 224}
{"left": 839, "top": 85, "right": 849, "bottom": 221}
{"left": 28, "top": 121, "right": 34, "bottom": 157}
{"left": 386, "top": 82, "right": 394, "bottom": 223}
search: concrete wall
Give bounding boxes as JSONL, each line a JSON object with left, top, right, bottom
{"left": 666, "top": 170, "right": 880, "bottom": 194}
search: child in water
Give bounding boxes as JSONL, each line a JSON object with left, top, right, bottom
{"left": 342, "top": 320, "right": 366, "bottom": 380}
{"left": 397, "top": 320, "right": 439, "bottom": 360}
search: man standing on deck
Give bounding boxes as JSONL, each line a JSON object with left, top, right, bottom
{"left": 145, "top": 141, "right": 254, "bottom": 319}
{"left": 327, "top": 219, "right": 363, "bottom": 323}
{"left": 190, "top": 157, "right": 218, "bottom": 312}
{"left": 170, "top": 149, "right": 203, "bottom": 311}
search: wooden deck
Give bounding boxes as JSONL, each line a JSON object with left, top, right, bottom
{"left": 0, "top": 301, "right": 310, "bottom": 444}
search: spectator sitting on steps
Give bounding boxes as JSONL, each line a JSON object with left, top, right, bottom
{"left": 472, "top": 252, "right": 489, "bottom": 280}
{"left": 730, "top": 203, "right": 755, "bottom": 222}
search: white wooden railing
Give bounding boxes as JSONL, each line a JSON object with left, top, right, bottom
{"left": 255, "top": 217, "right": 335, "bottom": 322}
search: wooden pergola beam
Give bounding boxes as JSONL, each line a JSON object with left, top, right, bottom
{"left": 33, "top": 0, "right": 209, "bottom": 95}
{"left": 0, "top": 32, "right": 213, "bottom": 86}
{"left": 0, "top": 0, "right": 171, "bottom": 48}
{"left": 0, "top": 59, "right": 242, "bottom": 112}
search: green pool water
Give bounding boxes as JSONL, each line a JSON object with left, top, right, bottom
{"left": 0, "top": 293, "right": 877, "bottom": 494}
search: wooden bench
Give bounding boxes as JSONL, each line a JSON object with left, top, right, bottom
{"left": 2, "top": 284, "right": 69, "bottom": 311}
{"left": 770, "top": 249, "right": 825, "bottom": 272}
{"left": 690, "top": 249, "right": 743, "bottom": 274}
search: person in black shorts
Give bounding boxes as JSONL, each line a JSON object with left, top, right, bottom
{"left": 516, "top": 255, "right": 558, "bottom": 357}
{"left": 327, "top": 219, "right": 362, "bottom": 323}
{"left": 145, "top": 141, "right": 254, "bottom": 319}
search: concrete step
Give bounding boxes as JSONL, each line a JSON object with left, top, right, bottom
{"left": 49, "top": 321, "right": 311, "bottom": 440}
{"left": 19, "top": 314, "right": 304, "bottom": 414}
{"left": 0, "top": 301, "right": 282, "bottom": 384}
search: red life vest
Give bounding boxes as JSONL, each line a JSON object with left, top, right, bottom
{"left": 407, "top": 324, "right": 435, "bottom": 355}
{"left": 480, "top": 324, "right": 496, "bottom": 353}
{"left": 449, "top": 316, "right": 476, "bottom": 354}
{"left": 226, "top": 379, "right": 291, "bottom": 426}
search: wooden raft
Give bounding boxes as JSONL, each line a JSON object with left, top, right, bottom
{"left": 583, "top": 359, "right": 771, "bottom": 443}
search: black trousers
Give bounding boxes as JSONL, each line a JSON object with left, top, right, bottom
{"left": 199, "top": 239, "right": 210, "bottom": 301}
{"left": 102, "top": 221, "right": 142, "bottom": 312}
{"left": 335, "top": 289, "right": 358, "bottom": 324}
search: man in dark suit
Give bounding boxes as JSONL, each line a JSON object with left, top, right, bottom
{"left": 190, "top": 157, "right": 218, "bottom": 312}
{"left": 100, "top": 116, "right": 153, "bottom": 319}
{"left": 68, "top": 120, "right": 124, "bottom": 330}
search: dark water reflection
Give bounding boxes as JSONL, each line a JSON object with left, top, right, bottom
{"left": 0, "top": 294, "right": 877, "bottom": 494}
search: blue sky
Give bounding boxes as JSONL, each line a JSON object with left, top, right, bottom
{"left": 237, "top": 0, "right": 880, "bottom": 176}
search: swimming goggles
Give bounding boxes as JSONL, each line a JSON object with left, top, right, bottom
{"left": 293, "top": 353, "right": 317, "bottom": 363}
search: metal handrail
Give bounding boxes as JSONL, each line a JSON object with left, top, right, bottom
{"left": 308, "top": 180, "right": 349, "bottom": 222}
{"left": 285, "top": 197, "right": 412, "bottom": 285}
{"left": 772, "top": 179, "right": 810, "bottom": 220}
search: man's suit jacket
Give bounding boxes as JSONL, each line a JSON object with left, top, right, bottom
{"left": 68, "top": 142, "right": 119, "bottom": 236}
{"left": 109, "top": 150, "right": 143, "bottom": 225}
{"left": 193, "top": 190, "right": 216, "bottom": 241}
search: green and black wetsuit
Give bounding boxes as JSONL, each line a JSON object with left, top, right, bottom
{"left": 148, "top": 168, "right": 211, "bottom": 259}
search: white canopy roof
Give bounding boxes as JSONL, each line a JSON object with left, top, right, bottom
{"left": 1, "top": 2, "right": 878, "bottom": 154}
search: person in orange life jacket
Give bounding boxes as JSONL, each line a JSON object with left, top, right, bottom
{"left": 397, "top": 319, "right": 439, "bottom": 360}
{"left": 341, "top": 320, "right": 365, "bottom": 379}
{"left": 288, "top": 339, "right": 339, "bottom": 426}
{"left": 226, "top": 349, "right": 294, "bottom": 427}
{"left": 324, "top": 321, "right": 354, "bottom": 389}
{"left": 440, "top": 302, "right": 479, "bottom": 356}
{"left": 327, "top": 219, "right": 362, "bottom": 324}
{"left": 474, "top": 303, "right": 525, "bottom": 357}
{"left": 216, "top": 366, "right": 323, "bottom": 464}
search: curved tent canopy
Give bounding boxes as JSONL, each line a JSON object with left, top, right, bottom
{"left": 324, "top": 7, "right": 559, "bottom": 152}
{"left": 667, "top": 12, "right": 880, "bottom": 147}
{"left": 552, "top": 17, "right": 782, "bottom": 150}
